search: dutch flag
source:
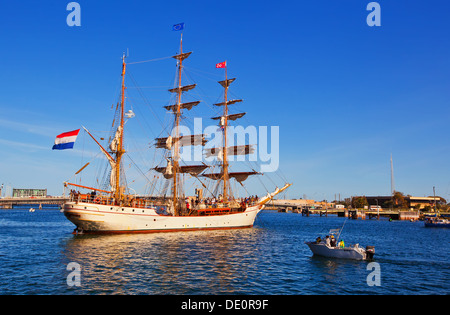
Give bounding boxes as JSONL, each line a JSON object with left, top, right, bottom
{"left": 52, "top": 129, "right": 80, "bottom": 150}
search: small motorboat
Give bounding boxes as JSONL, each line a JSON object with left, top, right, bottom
{"left": 29, "top": 208, "right": 35, "bottom": 213}
{"left": 305, "top": 221, "right": 375, "bottom": 260}
{"left": 305, "top": 241, "right": 375, "bottom": 260}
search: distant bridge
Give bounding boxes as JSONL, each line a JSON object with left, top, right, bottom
{"left": 0, "top": 196, "right": 69, "bottom": 209}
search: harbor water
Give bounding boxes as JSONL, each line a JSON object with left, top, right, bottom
{"left": 0, "top": 208, "right": 449, "bottom": 295}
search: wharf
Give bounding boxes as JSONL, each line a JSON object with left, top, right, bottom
{"left": 0, "top": 196, "right": 69, "bottom": 209}
{"left": 302, "top": 208, "right": 420, "bottom": 221}
{"left": 266, "top": 202, "right": 422, "bottom": 221}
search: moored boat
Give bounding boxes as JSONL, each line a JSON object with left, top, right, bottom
{"left": 424, "top": 217, "right": 450, "bottom": 228}
{"left": 424, "top": 187, "right": 449, "bottom": 228}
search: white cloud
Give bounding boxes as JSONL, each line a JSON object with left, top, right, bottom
{"left": 0, "top": 118, "right": 59, "bottom": 138}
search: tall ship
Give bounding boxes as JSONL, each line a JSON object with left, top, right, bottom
{"left": 62, "top": 34, "right": 291, "bottom": 234}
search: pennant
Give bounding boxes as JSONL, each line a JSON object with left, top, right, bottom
{"left": 52, "top": 129, "right": 80, "bottom": 150}
{"left": 216, "top": 61, "right": 226, "bottom": 69}
{"left": 172, "top": 23, "right": 185, "bottom": 31}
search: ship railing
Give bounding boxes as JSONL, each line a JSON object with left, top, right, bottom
{"left": 70, "top": 193, "right": 113, "bottom": 205}
{"left": 69, "top": 192, "right": 161, "bottom": 209}
{"left": 196, "top": 200, "right": 257, "bottom": 209}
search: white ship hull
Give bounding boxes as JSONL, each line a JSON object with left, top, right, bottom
{"left": 63, "top": 202, "right": 263, "bottom": 234}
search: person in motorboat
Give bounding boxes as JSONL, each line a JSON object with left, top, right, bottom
{"left": 315, "top": 235, "right": 335, "bottom": 247}
{"left": 325, "top": 235, "right": 331, "bottom": 246}
{"left": 330, "top": 235, "right": 337, "bottom": 247}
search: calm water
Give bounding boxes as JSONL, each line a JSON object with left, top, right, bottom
{"left": 0, "top": 208, "right": 449, "bottom": 295}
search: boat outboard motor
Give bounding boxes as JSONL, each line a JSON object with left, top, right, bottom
{"left": 365, "top": 246, "right": 375, "bottom": 260}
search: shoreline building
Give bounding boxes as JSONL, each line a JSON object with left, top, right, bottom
{"left": 12, "top": 188, "right": 47, "bottom": 198}
{"left": 363, "top": 195, "right": 443, "bottom": 210}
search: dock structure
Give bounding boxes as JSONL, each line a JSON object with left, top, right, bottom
{"left": 318, "top": 208, "right": 420, "bottom": 221}
{"left": 268, "top": 200, "right": 422, "bottom": 221}
{"left": 0, "top": 196, "right": 69, "bottom": 209}
{"left": 338, "top": 209, "right": 420, "bottom": 221}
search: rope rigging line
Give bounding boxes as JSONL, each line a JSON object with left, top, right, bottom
{"left": 127, "top": 70, "right": 166, "bottom": 130}
{"left": 127, "top": 55, "right": 173, "bottom": 65}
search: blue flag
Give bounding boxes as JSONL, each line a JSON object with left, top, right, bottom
{"left": 172, "top": 23, "right": 185, "bottom": 31}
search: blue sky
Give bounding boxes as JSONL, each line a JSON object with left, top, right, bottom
{"left": 1, "top": 0, "right": 450, "bottom": 201}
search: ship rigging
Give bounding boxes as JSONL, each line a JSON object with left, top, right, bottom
{"left": 62, "top": 30, "right": 291, "bottom": 233}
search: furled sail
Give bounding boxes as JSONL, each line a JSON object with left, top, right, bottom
{"left": 164, "top": 101, "right": 200, "bottom": 112}
{"left": 172, "top": 52, "right": 192, "bottom": 61}
{"left": 202, "top": 171, "right": 259, "bottom": 183}
{"left": 213, "top": 99, "right": 243, "bottom": 107}
{"left": 211, "top": 112, "right": 246, "bottom": 122}
{"left": 108, "top": 126, "right": 124, "bottom": 192}
{"left": 109, "top": 126, "right": 122, "bottom": 152}
{"left": 218, "top": 78, "right": 236, "bottom": 88}
{"left": 168, "top": 84, "right": 196, "bottom": 93}
{"left": 154, "top": 163, "right": 209, "bottom": 179}
{"left": 109, "top": 161, "right": 117, "bottom": 191}
{"left": 108, "top": 127, "right": 122, "bottom": 191}
{"left": 155, "top": 134, "right": 207, "bottom": 149}
{"left": 204, "top": 145, "right": 255, "bottom": 159}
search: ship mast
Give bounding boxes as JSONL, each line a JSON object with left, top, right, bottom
{"left": 152, "top": 34, "right": 208, "bottom": 216}
{"left": 115, "top": 53, "right": 126, "bottom": 202}
{"left": 202, "top": 65, "right": 261, "bottom": 199}
{"left": 170, "top": 34, "right": 200, "bottom": 215}
{"left": 222, "top": 63, "right": 230, "bottom": 202}
{"left": 172, "top": 35, "right": 184, "bottom": 215}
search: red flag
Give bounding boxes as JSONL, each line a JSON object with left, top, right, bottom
{"left": 216, "top": 61, "right": 226, "bottom": 68}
